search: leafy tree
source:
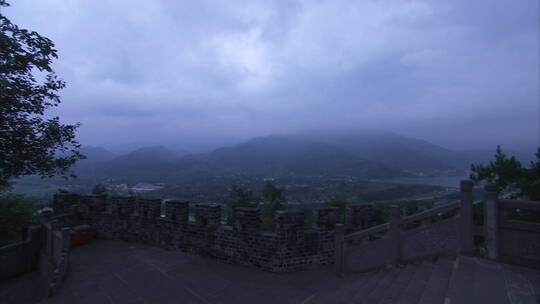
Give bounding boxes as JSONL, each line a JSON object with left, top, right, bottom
{"left": 469, "top": 145, "right": 536, "bottom": 199}
{"left": 521, "top": 149, "right": 540, "bottom": 201}
{"left": 225, "top": 186, "right": 255, "bottom": 224}
{"left": 262, "top": 181, "right": 287, "bottom": 215}
{"left": 91, "top": 184, "right": 107, "bottom": 195}
{"left": 0, "top": 194, "right": 38, "bottom": 246}
{"left": 404, "top": 202, "right": 419, "bottom": 216}
{"left": 469, "top": 145, "right": 524, "bottom": 197}
{"left": 230, "top": 186, "right": 254, "bottom": 207}
{"left": 261, "top": 181, "right": 288, "bottom": 231}
{"left": 262, "top": 181, "right": 285, "bottom": 203}
{"left": 0, "top": 0, "right": 84, "bottom": 191}
{"left": 471, "top": 147, "right": 540, "bottom": 224}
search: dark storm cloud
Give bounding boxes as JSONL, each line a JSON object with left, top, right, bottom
{"left": 4, "top": 0, "right": 538, "bottom": 151}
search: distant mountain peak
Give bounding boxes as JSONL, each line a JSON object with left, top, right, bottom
{"left": 79, "top": 146, "right": 116, "bottom": 163}
{"left": 112, "top": 146, "right": 182, "bottom": 164}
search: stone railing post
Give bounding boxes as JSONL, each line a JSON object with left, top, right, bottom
{"left": 484, "top": 184, "right": 499, "bottom": 260}
{"left": 334, "top": 223, "right": 345, "bottom": 275}
{"left": 460, "top": 180, "right": 474, "bottom": 254}
{"left": 389, "top": 205, "right": 401, "bottom": 265}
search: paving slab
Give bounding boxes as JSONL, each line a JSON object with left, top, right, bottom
{"left": 0, "top": 272, "right": 48, "bottom": 304}
{"left": 363, "top": 267, "right": 401, "bottom": 303}
{"left": 472, "top": 257, "right": 510, "bottom": 304}
{"left": 4, "top": 241, "right": 539, "bottom": 304}
{"left": 417, "top": 256, "right": 454, "bottom": 304}
{"left": 445, "top": 255, "right": 476, "bottom": 304}
{"left": 396, "top": 262, "right": 434, "bottom": 304}
{"left": 378, "top": 264, "right": 418, "bottom": 304}
{"left": 33, "top": 240, "right": 373, "bottom": 304}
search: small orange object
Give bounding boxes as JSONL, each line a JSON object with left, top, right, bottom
{"left": 70, "top": 225, "right": 93, "bottom": 247}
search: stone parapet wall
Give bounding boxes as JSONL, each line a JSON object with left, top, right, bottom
{"left": 39, "top": 222, "right": 71, "bottom": 297}
{"left": 53, "top": 193, "right": 375, "bottom": 272}
{"left": 346, "top": 204, "right": 374, "bottom": 231}
{"left": 0, "top": 226, "right": 42, "bottom": 281}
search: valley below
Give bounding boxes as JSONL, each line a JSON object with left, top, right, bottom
{"left": 12, "top": 130, "right": 529, "bottom": 209}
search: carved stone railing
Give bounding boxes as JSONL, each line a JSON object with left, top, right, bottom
{"left": 483, "top": 185, "right": 540, "bottom": 269}
{"left": 336, "top": 180, "right": 473, "bottom": 274}
{"left": 39, "top": 218, "right": 72, "bottom": 297}
{"left": 0, "top": 226, "right": 43, "bottom": 281}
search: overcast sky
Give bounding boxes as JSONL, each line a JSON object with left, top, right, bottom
{"left": 4, "top": 0, "right": 539, "bottom": 152}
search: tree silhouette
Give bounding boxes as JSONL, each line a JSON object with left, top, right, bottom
{"left": 0, "top": 0, "right": 84, "bottom": 190}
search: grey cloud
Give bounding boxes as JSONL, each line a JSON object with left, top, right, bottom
{"left": 4, "top": 0, "right": 538, "bottom": 151}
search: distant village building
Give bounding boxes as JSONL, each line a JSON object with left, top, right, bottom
{"left": 131, "top": 183, "right": 163, "bottom": 192}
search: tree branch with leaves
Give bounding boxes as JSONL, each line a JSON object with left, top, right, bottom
{"left": 470, "top": 145, "right": 539, "bottom": 200}
{"left": 0, "top": 0, "right": 84, "bottom": 191}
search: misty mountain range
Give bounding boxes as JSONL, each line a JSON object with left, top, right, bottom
{"left": 75, "top": 131, "right": 537, "bottom": 182}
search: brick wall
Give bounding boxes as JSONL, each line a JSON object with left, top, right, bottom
{"left": 54, "top": 193, "right": 374, "bottom": 273}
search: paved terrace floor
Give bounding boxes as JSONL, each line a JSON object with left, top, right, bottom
{"left": 1, "top": 240, "right": 539, "bottom": 304}
{"left": 3, "top": 240, "right": 349, "bottom": 304}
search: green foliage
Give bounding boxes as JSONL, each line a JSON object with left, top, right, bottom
{"left": 262, "top": 181, "right": 285, "bottom": 203}
{"left": 91, "top": 184, "right": 107, "bottom": 195}
{"left": 260, "top": 201, "right": 288, "bottom": 231}
{"left": 260, "top": 215, "right": 274, "bottom": 231}
{"left": 230, "top": 186, "right": 255, "bottom": 207}
{"left": 0, "top": 1, "right": 84, "bottom": 191}
{"left": 259, "top": 181, "right": 288, "bottom": 230}
{"left": 521, "top": 149, "right": 540, "bottom": 201}
{"left": 404, "top": 203, "right": 419, "bottom": 216}
{"left": 0, "top": 194, "right": 38, "bottom": 246}
{"left": 225, "top": 186, "right": 256, "bottom": 224}
{"left": 470, "top": 146, "right": 539, "bottom": 200}
{"left": 321, "top": 199, "right": 348, "bottom": 223}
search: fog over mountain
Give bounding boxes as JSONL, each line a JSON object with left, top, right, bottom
{"left": 4, "top": 0, "right": 538, "bottom": 154}
{"left": 73, "top": 131, "right": 536, "bottom": 185}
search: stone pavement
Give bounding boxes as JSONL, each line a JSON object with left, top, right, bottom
{"left": 2, "top": 240, "right": 539, "bottom": 304}
{"left": 41, "top": 240, "right": 354, "bottom": 304}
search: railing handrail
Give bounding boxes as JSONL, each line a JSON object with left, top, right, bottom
{"left": 344, "top": 201, "right": 461, "bottom": 241}
{"left": 401, "top": 201, "right": 461, "bottom": 224}
{"left": 344, "top": 223, "right": 389, "bottom": 240}
{"left": 498, "top": 199, "right": 540, "bottom": 211}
